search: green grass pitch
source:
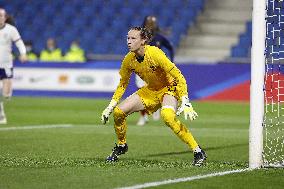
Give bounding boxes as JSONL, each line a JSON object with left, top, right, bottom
{"left": 0, "top": 97, "right": 283, "bottom": 189}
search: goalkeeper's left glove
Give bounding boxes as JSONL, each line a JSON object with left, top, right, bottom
{"left": 176, "top": 96, "right": 198, "bottom": 121}
{"left": 101, "top": 99, "right": 118, "bottom": 124}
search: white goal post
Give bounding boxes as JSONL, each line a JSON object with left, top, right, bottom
{"left": 250, "top": 0, "right": 266, "bottom": 169}
{"left": 250, "top": 0, "right": 284, "bottom": 168}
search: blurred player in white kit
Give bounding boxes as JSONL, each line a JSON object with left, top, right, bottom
{"left": 0, "top": 8, "right": 27, "bottom": 124}
{"left": 136, "top": 15, "right": 175, "bottom": 126}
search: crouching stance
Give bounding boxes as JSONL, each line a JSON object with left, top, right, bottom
{"left": 101, "top": 27, "right": 206, "bottom": 166}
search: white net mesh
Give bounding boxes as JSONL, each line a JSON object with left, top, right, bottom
{"left": 263, "top": 0, "right": 284, "bottom": 167}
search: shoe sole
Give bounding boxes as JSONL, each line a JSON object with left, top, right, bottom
{"left": 106, "top": 146, "right": 128, "bottom": 162}
{"left": 193, "top": 159, "right": 206, "bottom": 166}
{"left": 106, "top": 159, "right": 118, "bottom": 162}
{"left": 193, "top": 154, "right": 207, "bottom": 166}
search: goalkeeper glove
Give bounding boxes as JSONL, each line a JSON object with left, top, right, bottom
{"left": 176, "top": 96, "right": 198, "bottom": 121}
{"left": 101, "top": 99, "right": 118, "bottom": 124}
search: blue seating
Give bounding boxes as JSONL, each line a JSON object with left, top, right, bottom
{"left": 8, "top": 0, "right": 205, "bottom": 55}
{"left": 81, "top": 6, "right": 95, "bottom": 18}
{"left": 231, "top": 46, "right": 249, "bottom": 57}
{"left": 187, "top": 0, "right": 205, "bottom": 9}
{"left": 231, "top": 21, "right": 252, "bottom": 58}
{"left": 232, "top": 0, "right": 284, "bottom": 59}
{"left": 120, "top": 7, "right": 135, "bottom": 17}
{"left": 239, "top": 33, "right": 251, "bottom": 47}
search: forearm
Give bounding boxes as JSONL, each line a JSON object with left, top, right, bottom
{"left": 15, "top": 39, "right": 26, "bottom": 55}
{"left": 112, "top": 81, "right": 128, "bottom": 102}
{"left": 101, "top": 81, "right": 128, "bottom": 124}
{"left": 169, "top": 66, "right": 188, "bottom": 98}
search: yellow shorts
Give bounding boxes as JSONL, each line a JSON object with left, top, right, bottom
{"left": 136, "top": 86, "right": 179, "bottom": 114}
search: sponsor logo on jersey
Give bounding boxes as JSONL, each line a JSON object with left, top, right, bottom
{"left": 150, "top": 65, "right": 157, "bottom": 72}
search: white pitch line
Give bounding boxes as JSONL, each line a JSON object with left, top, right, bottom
{"left": 0, "top": 124, "right": 73, "bottom": 131}
{"left": 116, "top": 168, "right": 251, "bottom": 189}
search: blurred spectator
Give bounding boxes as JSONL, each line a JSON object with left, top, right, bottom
{"left": 39, "top": 38, "right": 63, "bottom": 62}
{"left": 64, "top": 40, "right": 86, "bottom": 63}
{"left": 0, "top": 8, "right": 27, "bottom": 124}
{"left": 142, "top": 15, "right": 174, "bottom": 61}
{"left": 136, "top": 15, "right": 175, "bottom": 126}
{"left": 24, "top": 41, "right": 38, "bottom": 61}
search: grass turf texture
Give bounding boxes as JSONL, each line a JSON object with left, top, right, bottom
{"left": 0, "top": 97, "right": 283, "bottom": 189}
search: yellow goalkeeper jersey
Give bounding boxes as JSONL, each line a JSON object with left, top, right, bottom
{"left": 112, "top": 45, "right": 188, "bottom": 102}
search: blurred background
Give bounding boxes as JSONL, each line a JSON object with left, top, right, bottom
{"left": 1, "top": 0, "right": 254, "bottom": 100}
{"left": 2, "top": 0, "right": 252, "bottom": 62}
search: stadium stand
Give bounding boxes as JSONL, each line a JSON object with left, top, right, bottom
{"left": 176, "top": 0, "right": 252, "bottom": 62}
{"left": 231, "top": 21, "right": 252, "bottom": 58}
{"left": 1, "top": 0, "right": 205, "bottom": 59}
{"left": 6, "top": 0, "right": 280, "bottom": 62}
{"left": 232, "top": 0, "right": 284, "bottom": 60}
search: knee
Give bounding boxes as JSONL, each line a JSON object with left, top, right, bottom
{"left": 2, "top": 85, "right": 12, "bottom": 98}
{"left": 2, "top": 88, "right": 12, "bottom": 100}
{"left": 113, "top": 107, "right": 126, "bottom": 125}
{"left": 3, "top": 95, "right": 11, "bottom": 100}
{"left": 161, "top": 108, "right": 176, "bottom": 127}
{"left": 0, "top": 94, "right": 11, "bottom": 102}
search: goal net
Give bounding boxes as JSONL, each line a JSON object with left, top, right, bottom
{"left": 263, "top": 0, "right": 284, "bottom": 167}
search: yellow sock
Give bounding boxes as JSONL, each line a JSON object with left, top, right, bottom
{"left": 161, "top": 107, "right": 198, "bottom": 150}
{"left": 113, "top": 106, "right": 127, "bottom": 145}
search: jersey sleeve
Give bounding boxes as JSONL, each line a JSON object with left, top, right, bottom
{"left": 11, "top": 26, "right": 21, "bottom": 42}
{"left": 152, "top": 47, "right": 188, "bottom": 98}
{"left": 111, "top": 54, "right": 132, "bottom": 102}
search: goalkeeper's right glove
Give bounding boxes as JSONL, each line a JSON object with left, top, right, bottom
{"left": 101, "top": 99, "right": 118, "bottom": 124}
{"left": 176, "top": 96, "right": 198, "bottom": 121}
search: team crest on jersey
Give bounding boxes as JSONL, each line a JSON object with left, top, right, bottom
{"left": 150, "top": 65, "right": 157, "bottom": 72}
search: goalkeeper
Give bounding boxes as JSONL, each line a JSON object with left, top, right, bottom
{"left": 101, "top": 26, "right": 206, "bottom": 166}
